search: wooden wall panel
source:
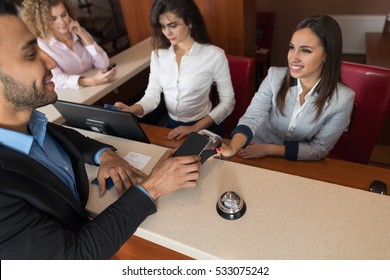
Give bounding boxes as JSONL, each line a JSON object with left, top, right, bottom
{"left": 195, "top": 0, "right": 256, "bottom": 57}
{"left": 119, "top": 0, "right": 153, "bottom": 45}
{"left": 257, "top": 0, "right": 390, "bottom": 66}
{"left": 242, "top": 0, "right": 256, "bottom": 57}
{"left": 120, "top": 0, "right": 255, "bottom": 57}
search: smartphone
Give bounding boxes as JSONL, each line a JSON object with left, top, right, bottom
{"left": 106, "top": 62, "right": 116, "bottom": 72}
{"left": 173, "top": 132, "right": 210, "bottom": 158}
{"left": 104, "top": 103, "right": 119, "bottom": 111}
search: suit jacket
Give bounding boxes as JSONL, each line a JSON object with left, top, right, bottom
{"left": 236, "top": 67, "right": 355, "bottom": 160}
{"left": 0, "top": 123, "right": 156, "bottom": 259}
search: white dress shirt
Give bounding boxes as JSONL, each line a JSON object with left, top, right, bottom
{"left": 287, "top": 78, "right": 321, "bottom": 136}
{"left": 137, "top": 42, "right": 235, "bottom": 124}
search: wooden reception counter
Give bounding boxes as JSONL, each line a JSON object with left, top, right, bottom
{"left": 76, "top": 126, "right": 390, "bottom": 259}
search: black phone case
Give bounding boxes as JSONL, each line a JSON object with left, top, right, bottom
{"left": 106, "top": 63, "right": 116, "bottom": 71}
{"left": 173, "top": 132, "right": 210, "bottom": 162}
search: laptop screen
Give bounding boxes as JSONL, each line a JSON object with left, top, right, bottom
{"left": 53, "top": 100, "right": 150, "bottom": 144}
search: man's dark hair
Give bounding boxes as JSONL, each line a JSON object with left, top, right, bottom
{"left": 0, "top": 0, "right": 18, "bottom": 16}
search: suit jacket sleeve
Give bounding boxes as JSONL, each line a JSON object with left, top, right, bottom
{"left": 0, "top": 182, "right": 156, "bottom": 259}
{"left": 47, "top": 123, "right": 115, "bottom": 165}
{"left": 0, "top": 124, "right": 157, "bottom": 259}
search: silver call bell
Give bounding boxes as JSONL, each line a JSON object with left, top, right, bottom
{"left": 216, "top": 191, "right": 246, "bottom": 220}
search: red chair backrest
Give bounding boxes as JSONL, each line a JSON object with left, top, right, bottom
{"left": 328, "top": 61, "right": 390, "bottom": 164}
{"left": 224, "top": 55, "right": 255, "bottom": 138}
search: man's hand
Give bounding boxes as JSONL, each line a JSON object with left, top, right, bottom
{"left": 141, "top": 150, "right": 202, "bottom": 200}
{"left": 97, "top": 149, "right": 147, "bottom": 196}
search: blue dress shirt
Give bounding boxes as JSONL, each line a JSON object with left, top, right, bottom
{"left": 0, "top": 111, "right": 80, "bottom": 202}
{"left": 0, "top": 111, "right": 153, "bottom": 202}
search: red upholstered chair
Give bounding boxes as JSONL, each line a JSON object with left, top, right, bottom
{"left": 223, "top": 55, "right": 255, "bottom": 138}
{"left": 328, "top": 61, "right": 390, "bottom": 164}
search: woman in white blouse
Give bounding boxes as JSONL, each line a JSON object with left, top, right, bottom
{"left": 115, "top": 0, "right": 235, "bottom": 140}
{"left": 217, "top": 15, "right": 355, "bottom": 161}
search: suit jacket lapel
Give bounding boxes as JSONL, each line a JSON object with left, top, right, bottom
{"left": 0, "top": 145, "right": 88, "bottom": 223}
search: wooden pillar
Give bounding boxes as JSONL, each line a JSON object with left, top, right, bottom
{"left": 119, "top": 0, "right": 153, "bottom": 45}
{"left": 195, "top": 0, "right": 256, "bottom": 57}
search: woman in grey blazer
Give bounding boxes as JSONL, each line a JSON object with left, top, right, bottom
{"left": 218, "top": 15, "right": 355, "bottom": 161}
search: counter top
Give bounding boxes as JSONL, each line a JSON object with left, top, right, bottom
{"left": 80, "top": 128, "right": 390, "bottom": 260}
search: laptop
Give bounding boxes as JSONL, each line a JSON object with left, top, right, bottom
{"left": 53, "top": 100, "right": 150, "bottom": 144}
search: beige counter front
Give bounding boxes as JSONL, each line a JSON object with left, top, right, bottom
{"left": 38, "top": 37, "right": 152, "bottom": 124}
{"left": 81, "top": 129, "right": 390, "bottom": 260}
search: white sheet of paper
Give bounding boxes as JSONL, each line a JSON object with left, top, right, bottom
{"left": 124, "top": 152, "right": 151, "bottom": 170}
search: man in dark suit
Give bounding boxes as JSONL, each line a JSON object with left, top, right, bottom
{"left": 0, "top": 1, "right": 201, "bottom": 259}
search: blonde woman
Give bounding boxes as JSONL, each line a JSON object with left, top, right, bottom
{"left": 22, "top": 0, "right": 116, "bottom": 89}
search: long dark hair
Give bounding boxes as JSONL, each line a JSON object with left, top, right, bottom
{"left": 276, "top": 15, "right": 343, "bottom": 121}
{"left": 150, "top": 0, "right": 211, "bottom": 50}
